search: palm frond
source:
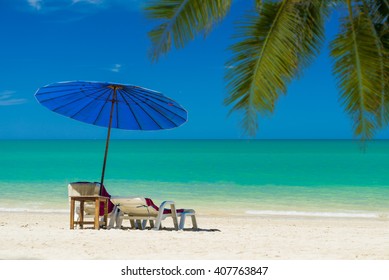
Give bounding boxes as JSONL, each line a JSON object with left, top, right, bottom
{"left": 255, "top": 0, "right": 263, "bottom": 11}
{"left": 145, "top": 0, "right": 231, "bottom": 61}
{"left": 361, "top": 0, "right": 389, "bottom": 127}
{"left": 379, "top": 21, "right": 389, "bottom": 126}
{"left": 378, "top": 0, "right": 389, "bottom": 16}
{"left": 225, "top": 0, "right": 327, "bottom": 136}
{"left": 330, "top": 2, "right": 384, "bottom": 140}
{"left": 383, "top": 21, "right": 389, "bottom": 124}
{"left": 295, "top": 0, "right": 329, "bottom": 68}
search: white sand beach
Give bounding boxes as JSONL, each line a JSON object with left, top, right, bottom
{"left": 0, "top": 211, "right": 388, "bottom": 260}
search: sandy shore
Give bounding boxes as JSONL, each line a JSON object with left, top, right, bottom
{"left": 0, "top": 211, "right": 388, "bottom": 260}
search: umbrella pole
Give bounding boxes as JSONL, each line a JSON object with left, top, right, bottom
{"left": 100, "top": 88, "right": 117, "bottom": 188}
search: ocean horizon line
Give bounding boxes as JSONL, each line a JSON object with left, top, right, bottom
{"left": 1, "top": 138, "right": 389, "bottom": 141}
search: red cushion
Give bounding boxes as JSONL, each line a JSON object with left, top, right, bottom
{"left": 145, "top": 198, "right": 184, "bottom": 214}
{"left": 99, "top": 184, "right": 115, "bottom": 216}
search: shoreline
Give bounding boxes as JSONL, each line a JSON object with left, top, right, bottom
{"left": 0, "top": 207, "right": 388, "bottom": 219}
{"left": 1, "top": 212, "right": 388, "bottom": 260}
{"left": 1, "top": 207, "right": 389, "bottom": 222}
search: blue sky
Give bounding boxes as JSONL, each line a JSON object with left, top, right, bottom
{"left": 0, "top": 0, "right": 388, "bottom": 139}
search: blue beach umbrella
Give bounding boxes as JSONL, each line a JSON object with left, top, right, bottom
{"left": 35, "top": 81, "right": 187, "bottom": 185}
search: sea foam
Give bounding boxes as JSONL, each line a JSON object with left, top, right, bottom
{"left": 0, "top": 207, "right": 68, "bottom": 214}
{"left": 246, "top": 210, "right": 387, "bottom": 219}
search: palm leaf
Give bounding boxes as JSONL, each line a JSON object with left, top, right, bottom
{"left": 382, "top": 16, "right": 389, "bottom": 125}
{"left": 145, "top": 0, "right": 231, "bottom": 61}
{"left": 377, "top": 0, "right": 389, "bottom": 17}
{"left": 362, "top": 0, "right": 389, "bottom": 127}
{"left": 225, "top": 0, "right": 327, "bottom": 136}
{"left": 296, "top": 0, "right": 329, "bottom": 67}
{"left": 256, "top": 0, "right": 263, "bottom": 11}
{"left": 330, "top": 1, "right": 384, "bottom": 140}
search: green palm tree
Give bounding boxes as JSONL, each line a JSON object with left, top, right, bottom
{"left": 145, "top": 0, "right": 389, "bottom": 140}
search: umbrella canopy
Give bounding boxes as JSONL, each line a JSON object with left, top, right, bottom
{"left": 35, "top": 81, "right": 187, "bottom": 185}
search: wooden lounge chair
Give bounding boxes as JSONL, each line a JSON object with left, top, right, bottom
{"left": 68, "top": 182, "right": 119, "bottom": 228}
{"left": 110, "top": 197, "right": 198, "bottom": 231}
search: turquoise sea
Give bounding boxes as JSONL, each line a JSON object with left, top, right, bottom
{"left": 1, "top": 140, "right": 389, "bottom": 218}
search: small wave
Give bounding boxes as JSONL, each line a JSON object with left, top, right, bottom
{"left": 246, "top": 210, "right": 386, "bottom": 219}
{"left": 0, "top": 207, "right": 68, "bottom": 214}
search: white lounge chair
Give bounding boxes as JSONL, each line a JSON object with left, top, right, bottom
{"left": 68, "top": 182, "right": 119, "bottom": 229}
{"left": 110, "top": 197, "right": 198, "bottom": 231}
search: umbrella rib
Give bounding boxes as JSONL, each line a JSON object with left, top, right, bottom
{"left": 37, "top": 89, "right": 82, "bottom": 103}
{"left": 38, "top": 85, "right": 107, "bottom": 104}
{"left": 35, "top": 81, "right": 187, "bottom": 132}
{"left": 137, "top": 94, "right": 186, "bottom": 123}
{"left": 132, "top": 88, "right": 175, "bottom": 105}
{"left": 38, "top": 83, "right": 183, "bottom": 113}
{"left": 131, "top": 88, "right": 187, "bottom": 116}
{"left": 132, "top": 88, "right": 186, "bottom": 113}
{"left": 70, "top": 88, "right": 110, "bottom": 119}
{"left": 50, "top": 87, "right": 109, "bottom": 113}
{"left": 36, "top": 82, "right": 102, "bottom": 97}
{"left": 124, "top": 89, "right": 186, "bottom": 125}
{"left": 42, "top": 81, "right": 101, "bottom": 90}
{"left": 121, "top": 88, "right": 164, "bottom": 129}
{"left": 93, "top": 88, "right": 114, "bottom": 126}
{"left": 117, "top": 90, "right": 143, "bottom": 129}
{"left": 129, "top": 94, "right": 178, "bottom": 127}
{"left": 36, "top": 87, "right": 83, "bottom": 96}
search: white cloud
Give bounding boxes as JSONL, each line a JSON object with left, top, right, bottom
{"left": 110, "top": 64, "right": 122, "bottom": 73}
{"left": 25, "top": 0, "right": 103, "bottom": 12}
{"left": 72, "top": 0, "right": 103, "bottom": 4}
{"left": 0, "top": 91, "right": 27, "bottom": 106}
{"left": 25, "top": 0, "right": 144, "bottom": 13}
{"left": 72, "top": 0, "right": 145, "bottom": 10}
{"left": 27, "top": 0, "right": 43, "bottom": 10}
